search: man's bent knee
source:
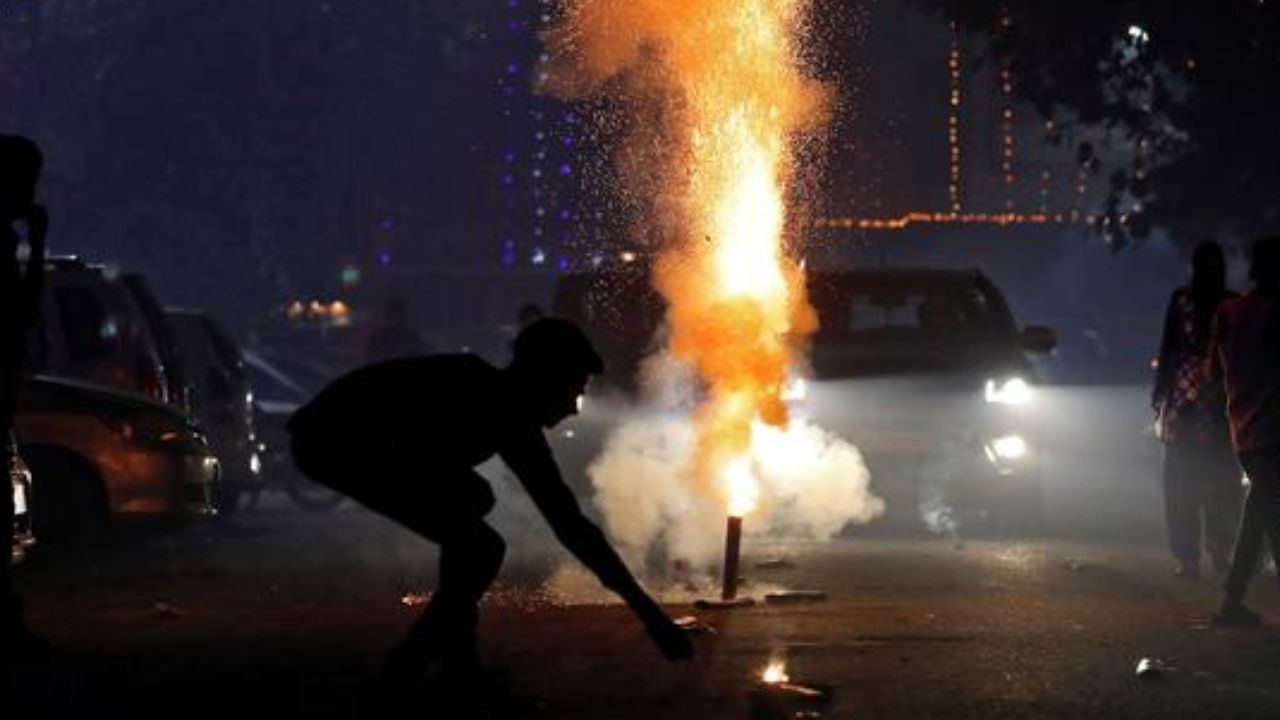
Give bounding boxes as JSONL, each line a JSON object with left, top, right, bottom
{"left": 466, "top": 523, "right": 506, "bottom": 568}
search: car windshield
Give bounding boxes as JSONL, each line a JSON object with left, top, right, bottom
{"left": 554, "top": 268, "right": 1023, "bottom": 384}
{"left": 809, "top": 280, "right": 1008, "bottom": 348}
{"left": 804, "top": 273, "right": 1025, "bottom": 378}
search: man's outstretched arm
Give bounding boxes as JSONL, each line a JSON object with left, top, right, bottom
{"left": 502, "top": 437, "right": 692, "bottom": 660}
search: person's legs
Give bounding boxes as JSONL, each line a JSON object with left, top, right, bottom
{"left": 1163, "top": 443, "right": 1201, "bottom": 574}
{"left": 1219, "top": 449, "right": 1280, "bottom": 622}
{"left": 0, "top": 430, "right": 47, "bottom": 658}
{"left": 386, "top": 519, "right": 506, "bottom": 681}
{"left": 291, "top": 436, "right": 506, "bottom": 680}
{"left": 1, "top": 430, "right": 15, "bottom": 620}
{"left": 1202, "top": 442, "right": 1244, "bottom": 573}
{"left": 1244, "top": 449, "right": 1280, "bottom": 594}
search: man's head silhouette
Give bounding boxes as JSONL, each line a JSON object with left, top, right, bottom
{"left": 0, "top": 135, "right": 43, "bottom": 222}
{"left": 510, "top": 318, "right": 604, "bottom": 427}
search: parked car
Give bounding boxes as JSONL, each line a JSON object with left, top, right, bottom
{"left": 26, "top": 257, "right": 171, "bottom": 405}
{"left": 550, "top": 264, "right": 1055, "bottom": 531}
{"left": 8, "top": 433, "right": 35, "bottom": 564}
{"left": 165, "top": 309, "right": 260, "bottom": 515}
{"left": 15, "top": 375, "right": 218, "bottom": 546}
{"left": 241, "top": 349, "right": 343, "bottom": 511}
{"left": 121, "top": 272, "right": 191, "bottom": 411}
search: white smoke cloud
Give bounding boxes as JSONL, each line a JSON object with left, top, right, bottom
{"left": 751, "top": 419, "right": 884, "bottom": 537}
{"left": 585, "top": 401, "right": 884, "bottom": 573}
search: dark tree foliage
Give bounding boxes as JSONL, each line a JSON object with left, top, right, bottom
{"left": 909, "top": 0, "right": 1280, "bottom": 250}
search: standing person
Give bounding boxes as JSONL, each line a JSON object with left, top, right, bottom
{"left": 288, "top": 318, "right": 692, "bottom": 693}
{"left": 1210, "top": 235, "right": 1280, "bottom": 626}
{"left": 0, "top": 134, "right": 49, "bottom": 658}
{"left": 1152, "top": 240, "right": 1240, "bottom": 578}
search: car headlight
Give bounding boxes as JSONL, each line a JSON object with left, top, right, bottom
{"left": 985, "top": 434, "right": 1029, "bottom": 461}
{"left": 984, "top": 376, "right": 1032, "bottom": 405}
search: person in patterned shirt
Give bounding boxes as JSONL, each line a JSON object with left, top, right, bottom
{"left": 1152, "top": 240, "right": 1240, "bottom": 578}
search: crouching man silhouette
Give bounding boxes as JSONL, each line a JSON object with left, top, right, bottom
{"left": 288, "top": 318, "right": 693, "bottom": 688}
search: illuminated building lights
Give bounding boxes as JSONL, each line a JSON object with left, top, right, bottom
{"left": 814, "top": 212, "right": 1076, "bottom": 230}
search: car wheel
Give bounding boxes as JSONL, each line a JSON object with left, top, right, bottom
{"left": 212, "top": 477, "right": 243, "bottom": 520}
{"left": 24, "top": 446, "right": 110, "bottom": 551}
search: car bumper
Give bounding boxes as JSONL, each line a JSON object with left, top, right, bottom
{"left": 113, "top": 450, "right": 219, "bottom": 520}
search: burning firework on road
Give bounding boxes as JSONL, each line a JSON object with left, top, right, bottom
{"left": 545, "top": 0, "right": 882, "bottom": 574}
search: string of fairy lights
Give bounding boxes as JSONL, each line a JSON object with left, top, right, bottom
{"left": 815, "top": 211, "right": 1066, "bottom": 231}
{"left": 823, "top": 11, "right": 1091, "bottom": 231}
{"left": 491, "top": 6, "right": 1092, "bottom": 264}
{"left": 947, "top": 20, "right": 963, "bottom": 214}
{"left": 1040, "top": 121, "right": 1055, "bottom": 214}
{"left": 997, "top": 6, "right": 1016, "bottom": 211}
{"left": 497, "top": 0, "right": 577, "bottom": 270}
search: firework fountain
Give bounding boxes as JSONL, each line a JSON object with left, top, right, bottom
{"left": 544, "top": 0, "right": 881, "bottom": 593}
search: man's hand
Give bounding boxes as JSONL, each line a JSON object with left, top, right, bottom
{"left": 638, "top": 602, "right": 694, "bottom": 661}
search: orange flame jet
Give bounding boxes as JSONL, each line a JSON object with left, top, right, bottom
{"left": 546, "top": 0, "right": 829, "bottom": 516}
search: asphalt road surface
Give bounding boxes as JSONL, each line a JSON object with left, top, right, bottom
{"left": 6, "top": 484, "right": 1280, "bottom": 720}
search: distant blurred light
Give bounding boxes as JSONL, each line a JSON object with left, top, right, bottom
{"left": 376, "top": 248, "right": 393, "bottom": 267}
{"left": 341, "top": 264, "right": 361, "bottom": 287}
{"left": 531, "top": 247, "right": 546, "bottom": 265}
{"left": 1128, "top": 25, "right": 1150, "bottom": 44}
{"left": 559, "top": 163, "right": 573, "bottom": 176}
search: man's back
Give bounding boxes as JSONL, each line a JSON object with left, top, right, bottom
{"left": 288, "top": 354, "right": 537, "bottom": 470}
{"left": 1212, "top": 291, "right": 1280, "bottom": 451}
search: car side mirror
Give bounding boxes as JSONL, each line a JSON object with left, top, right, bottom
{"left": 1021, "top": 325, "right": 1057, "bottom": 354}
